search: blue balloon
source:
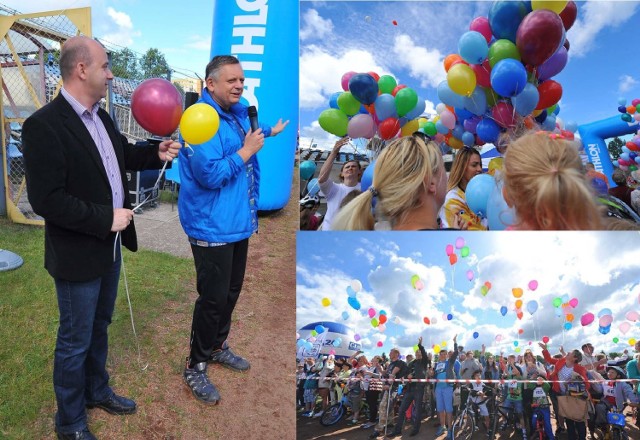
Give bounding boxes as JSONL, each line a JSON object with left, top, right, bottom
{"left": 447, "top": 313, "right": 453, "bottom": 320}
{"left": 622, "top": 146, "right": 631, "bottom": 154}
{"left": 341, "top": 311, "right": 349, "bottom": 320}
{"left": 512, "top": 83, "right": 539, "bottom": 117}
{"left": 487, "top": 177, "right": 515, "bottom": 230}
{"left": 349, "top": 73, "right": 378, "bottom": 105}
{"left": 329, "top": 91, "right": 341, "bottom": 109}
{"left": 347, "top": 296, "right": 361, "bottom": 311}
{"left": 564, "top": 322, "right": 572, "bottom": 331}
{"left": 360, "top": 160, "right": 375, "bottom": 192}
{"left": 618, "top": 97, "right": 627, "bottom": 106}
{"left": 489, "top": 1, "right": 528, "bottom": 42}
{"left": 565, "top": 120, "right": 578, "bottom": 133}
{"left": 300, "top": 160, "right": 316, "bottom": 181}
{"left": 297, "top": 339, "right": 306, "bottom": 347}
{"left": 437, "top": 80, "right": 466, "bottom": 108}
{"left": 464, "top": 87, "right": 487, "bottom": 116}
{"left": 358, "top": 104, "right": 369, "bottom": 114}
{"left": 490, "top": 58, "right": 527, "bottom": 97}
{"left": 346, "top": 285, "right": 356, "bottom": 298}
{"left": 462, "top": 131, "right": 475, "bottom": 146}
{"left": 459, "top": 31, "right": 489, "bottom": 64}
{"left": 527, "top": 300, "right": 538, "bottom": 315}
{"left": 598, "top": 308, "right": 612, "bottom": 318}
{"left": 500, "top": 306, "right": 508, "bottom": 316}
{"left": 477, "top": 118, "right": 501, "bottom": 143}
{"left": 436, "top": 120, "right": 449, "bottom": 135}
{"left": 405, "top": 98, "right": 426, "bottom": 120}
{"left": 465, "top": 174, "right": 495, "bottom": 217}
{"left": 591, "top": 177, "right": 607, "bottom": 195}
{"left": 375, "top": 93, "right": 397, "bottom": 121}
{"left": 452, "top": 123, "right": 464, "bottom": 140}
{"left": 542, "top": 115, "right": 556, "bottom": 131}
{"left": 473, "top": 331, "right": 479, "bottom": 339}
{"left": 553, "top": 105, "right": 560, "bottom": 115}
{"left": 620, "top": 152, "right": 631, "bottom": 162}
{"left": 333, "top": 338, "right": 342, "bottom": 347}
{"left": 307, "top": 178, "right": 320, "bottom": 196}
{"left": 554, "top": 308, "right": 562, "bottom": 317}
{"left": 598, "top": 325, "right": 610, "bottom": 335}
{"left": 315, "top": 325, "right": 326, "bottom": 334}
{"left": 455, "top": 107, "right": 474, "bottom": 121}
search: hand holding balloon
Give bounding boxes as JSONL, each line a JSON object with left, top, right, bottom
{"left": 158, "top": 139, "right": 181, "bottom": 161}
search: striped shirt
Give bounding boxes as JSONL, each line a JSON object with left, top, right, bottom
{"left": 60, "top": 88, "right": 124, "bottom": 209}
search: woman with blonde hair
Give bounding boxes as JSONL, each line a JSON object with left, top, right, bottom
{"left": 332, "top": 134, "right": 449, "bottom": 230}
{"left": 439, "top": 147, "right": 487, "bottom": 230}
{"left": 503, "top": 132, "right": 603, "bottom": 230}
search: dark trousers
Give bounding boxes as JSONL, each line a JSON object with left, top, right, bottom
{"left": 53, "top": 250, "right": 121, "bottom": 434}
{"left": 393, "top": 385, "right": 425, "bottom": 434}
{"left": 366, "top": 390, "right": 381, "bottom": 422}
{"left": 565, "top": 419, "right": 587, "bottom": 440}
{"left": 189, "top": 239, "right": 248, "bottom": 365}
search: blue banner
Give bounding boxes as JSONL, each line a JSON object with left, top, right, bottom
{"left": 211, "top": 0, "right": 299, "bottom": 210}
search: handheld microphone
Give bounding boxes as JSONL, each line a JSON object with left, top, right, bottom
{"left": 248, "top": 106, "right": 259, "bottom": 132}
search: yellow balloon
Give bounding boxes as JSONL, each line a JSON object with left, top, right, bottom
{"left": 630, "top": 338, "right": 637, "bottom": 346}
{"left": 321, "top": 297, "right": 331, "bottom": 307}
{"left": 418, "top": 117, "right": 428, "bottom": 128}
{"left": 515, "top": 347, "right": 521, "bottom": 353}
{"left": 433, "top": 344, "right": 441, "bottom": 353}
{"left": 515, "top": 299, "right": 523, "bottom": 309}
{"left": 531, "top": 0, "right": 567, "bottom": 14}
{"left": 401, "top": 119, "right": 420, "bottom": 136}
{"left": 487, "top": 157, "right": 504, "bottom": 176}
{"left": 448, "top": 136, "right": 463, "bottom": 150}
{"left": 447, "top": 64, "right": 476, "bottom": 97}
{"left": 441, "top": 341, "right": 447, "bottom": 347}
{"left": 180, "top": 103, "right": 220, "bottom": 145}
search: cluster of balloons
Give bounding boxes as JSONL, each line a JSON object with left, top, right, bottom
{"left": 612, "top": 101, "right": 640, "bottom": 172}
{"left": 596, "top": 308, "right": 614, "bottom": 335}
{"left": 346, "top": 279, "right": 363, "bottom": 311}
{"left": 445, "top": 237, "right": 471, "bottom": 266}
{"left": 319, "top": 71, "right": 426, "bottom": 140}
{"left": 480, "top": 281, "right": 492, "bottom": 296}
{"left": 368, "top": 308, "right": 389, "bottom": 333}
{"left": 131, "top": 78, "right": 219, "bottom": 144}
{"left": 425, "top": 0, "right": 580, "bottom": 151}
{"left": 551, "top": 295, "right": 579, "bottom": 330}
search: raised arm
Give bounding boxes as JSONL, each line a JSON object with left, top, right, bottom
{"left": 318, "top": 136, "right": 350, "bottom": 184}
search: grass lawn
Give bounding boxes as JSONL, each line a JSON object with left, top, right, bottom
{"left": 0, "top": 218, "right": 195, "bottom": 438}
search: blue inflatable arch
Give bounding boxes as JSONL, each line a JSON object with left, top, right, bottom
{"left": 578, "top": 115, "right": 640, "bottom": 188}
{"left": 210, "top": 0, "right": 299, "bottom": 210}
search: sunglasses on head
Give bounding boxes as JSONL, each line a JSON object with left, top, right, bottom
{"left": 412, "top": 131, "right": 432, "bottom": 142}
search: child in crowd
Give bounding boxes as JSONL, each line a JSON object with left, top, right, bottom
{"left": 469, "top": 370, "right": 491, "bottom": 431}
{"left": 502, "top": 131, "right": 603, "bottom": 230}
{"left": 501, "top": 354, "right": 527, "bottom": 440}
{"left": 528, "top": 372, "right": 555, "bottom": 440}
{"left": 593, "top": 365, "right": 639, "bottom": 430}
{"left": 346, "top": 369, "right": 364, "bottom": 425}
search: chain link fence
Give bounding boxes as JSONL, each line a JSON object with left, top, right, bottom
{"left": 0, "top": 5, "right": 202, "bottom": 224}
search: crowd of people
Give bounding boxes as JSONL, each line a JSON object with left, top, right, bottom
{"left": 296, "top": 338, "right": 640, "bottom": 439}
{"left": 300, "top": 131, "right": 640, "bottom": 231}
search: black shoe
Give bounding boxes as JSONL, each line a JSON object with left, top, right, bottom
{"left": 208, "top": 342, "right": 250, "bottom": 371}
{"left": 369, "top": 431, "right": 380, "bottom": 439}
{"left": 184, "top": 361, "right": 220, "bottom": 404}
{"left": 56, "top": 428, "right": 97, "bottom": 440}
{"left": 409, "top": 430, "right": 420, "bottom": 437}
{"left": 86, "top": 394, "right": 136, "bottom": 415}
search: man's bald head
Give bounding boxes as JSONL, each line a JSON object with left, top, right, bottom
{"left": 59, "top": 36, "right": 102, "bottom": 81}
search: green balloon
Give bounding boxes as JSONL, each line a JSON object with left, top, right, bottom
{"left": 395, "top": 87, "right": 418, "bottom": 117}
{"left": 413, "top": 344, "right": 419, "bottom": 352}
{"left": 552, "top": 297, "right": 562, "bottom": 308}
{"left": 337, "top": 92, "right": 361, "bottom": 116}
{"left": 636, "top": 103, "right": 640, "bottom": 113}
{"left": 371, "top": 317, "right": 379, "bottom": 328}
{"left": 318, "top": 108, "right": 348, "bottom": 137}
{"left": 488, "top": 39, "right": 521, "bottom": 68}
{"left": 613, "top": 337, "right": 619, "bottom": 343}
{"left": 311, "top": 330, "right": 318, "bottom": 336}
{"left": 424, "top": 121, "right": 437, "bottom": 136}
{"left": 461, "top": 246, "right": 470, "bottom": 258}
{"left": 378, "top": 75, "right": 397, "bottom": 95}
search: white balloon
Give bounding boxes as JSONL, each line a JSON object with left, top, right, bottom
{"left": 436, "top": 103, "right": 447, "bottom": 114}
{"left": 351, "top": 279, "right": 362, "bottom": 292}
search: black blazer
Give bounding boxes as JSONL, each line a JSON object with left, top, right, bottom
{"left": 23, "top": 94, "right": 164, "bottom": 282}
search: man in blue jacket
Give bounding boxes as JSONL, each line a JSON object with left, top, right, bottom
{"left": 178, "top": 55, "right": 288, "bottom": 404}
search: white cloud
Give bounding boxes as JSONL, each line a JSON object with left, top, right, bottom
{"left": 568, "top": 1, "right": 640, "bottom": 58}
{"left": 102, "top": 7, "right": 141, "bottom": 47}
{"left": 392, "top": 34, "right": 446, "bottom": 89}
{"left": 185, "top": 35, "right": 211, "bottom": 51}
{"left": 355, "top": 248, "right": 375, "bottom": 265}
{"left": 300, "top": 8, "right": 334, "bottom": 41}
{"left": 619, "top": 75, "right": 638, "bottom": 94}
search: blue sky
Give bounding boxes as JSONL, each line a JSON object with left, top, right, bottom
{"left": 2, "top": 0, "right": 214, "bottom": 80}
{"left": 297, "top": 231, "right": 640, "bottom": 360}
{"left": 300, "top": 1, "right": 640, "bottom": 151}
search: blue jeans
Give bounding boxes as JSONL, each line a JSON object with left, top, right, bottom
{"left": 53, "top": 251, "right": 121, "bottom": 433}
{"left": 532, "top": 406, "right": 555, "bottom": 440}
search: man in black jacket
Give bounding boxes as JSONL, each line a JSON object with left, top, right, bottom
{"left": 388, "top": 337, "right": 431, "bottom": 437}
{"left": 23, "top": 36, "right": 180, "bottom": 440}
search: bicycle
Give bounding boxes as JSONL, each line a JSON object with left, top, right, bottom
{"left": 487, "top": 392, "right": 521, "bottom": 440}
{"left": 452, "top": 386, "right": 494, "bottom": 440}
{"left": 530, "top": 404, "right": 552, "bottom": 440}
{"left": 591, "top": 404, "right": 634, "bottom": 440}
{"left": 319, "top": 393, "right": 370, "bottom": 426}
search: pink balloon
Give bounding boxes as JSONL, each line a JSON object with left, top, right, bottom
{"left": 599, "top": 315, "right": 613, "bottom": 327}
{"left": 131, "top": 78, "right": 183, "bottom": 136}
{"left": 495, "top": 334, "right": 503, "bottom": 342}
{"left": 625, "top": 311, "right": 640, "bottom": 322}
{"left": 445, "top": 244, "right": 454, "bottom": 256}
{"left": 491, "top": 102, "right": 516, "bottom": 128}
{"left": 377, "top": 341, "right": 384, "bottom": 347}
{"left": 440, "top": 110, "right": 456, "bottom": 130}
{"left": 347, "top": 114, "right": 376, "bottom": 139}
{"left": 569, "top": 298, "right": 579, "bottom": 308}
{"left": 341, "top": 71, "right": 357, "bottom": 91}
{"left": 580, "top": 312, "right": 594, "bottom": 326}
{"left": 368, "top": 307, "right": 376, "bottom": 318}
{"left": 455, "top": 236, "right": 465, "bottom": 249}
{"left": 528, "top": 280, "right": 538, "bottom": 291}
{"left": 354, "top": 334, "right": 361, "bottom": 341}
{"left": 415, "top": 280, "right": 425, "bottom": 291}
{"left": 378, "top": 324, "right": 386, "bottom": 332}
{"left": 329, "top": 349, "right": 336, "bottom": 355}
{"left": 619, "top": 322, "right": 631, "bottom": 335}
{"left": 466, "top": 269, "right": 474, "bottom": 281}
{"left": 469, "top": 16, "right": 492, "bottom": 43}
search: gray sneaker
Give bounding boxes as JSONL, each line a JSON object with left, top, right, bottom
{"left": 208, "top": 343, "right": 250, "bottom": 371}
{"left": 183, "top": 361, "right": 220, "bottom": 404}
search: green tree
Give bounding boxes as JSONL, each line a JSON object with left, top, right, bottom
{"left": 110, "top": 47, "right": 139, "bottom": 80}
{"left": 608, "top": 136, "right": 624, "bottom": 160}
{"left": 140, "top": 48, "right": 170, "bottom": 80}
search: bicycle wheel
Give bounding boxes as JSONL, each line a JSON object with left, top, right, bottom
{"left": 452, "top": 411, "right": 474, "bottom": 440}
{"left": 319, "top": 403, "right": 344, "bottom": 426}
{"left": 591, "top": 427, "right": 606, "bottom": 440}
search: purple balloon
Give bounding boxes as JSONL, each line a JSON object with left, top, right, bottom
{"left": 537, "top": 46, "right": 568, "bottom": 81}
{"left": 347, "top": 114, "right": 376, "bottom": 139}
{"left": 463, "top": 116, "right": 481, "bottom": 134}
{"left": 516, "top": 9, "right": 565, "bottom": 67}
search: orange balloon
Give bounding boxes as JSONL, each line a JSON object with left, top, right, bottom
{"left": 566, "top": 313, "right": 574, "bottom": 322}
{"left": 523, "top": 116, "right": 535, "bottom": 129}
{"left": 484, "top": 281, "right": 492, "bottom": 289}
{"left": 449, "top": 254, "right": 458, "bottom": 265}
{"left": 518, "top": 328, "right": 524, "bottom": 335}
{"left": 516, "top": 311, "right": 524, "bottom": 320}
{"left": 627, "top": 105, "right": 636, "bottom": 115}
{"left": 445, "top": 105, "right": 455, "bottom": 114}
{"left": 515, "top": 299, "right": 523, "bottom": 309}
{"left": 364, "top": 103, "right": 376, "bottom": 114}
{"left": 444, "top": 54, "right": 463, "bottom": 72}
{"left": 379, "top": 314, "right": 388, "bottom": 325}
{"left": 424, "top": 317, "right": 431, "bottom": 325}
{"left": 512, "top": 288, "right": 523, "bottom": 298}
{"left": 448, "top": 136, "right": 463, "bottom": 150}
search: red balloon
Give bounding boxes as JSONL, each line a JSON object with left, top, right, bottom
{"left": 472, "top": 60, "right": 492, "bottom": 88}
{"left": 492, "top": 101, "right": 516, "bottom": 128}
{"left": 542, "top": 336, "right": 550, "bottom": 344}
{"left": 378, "top": 117, "right": 400, "bottom": 140}
{"left": 516, "top": 9, "right": 565, "bottom": 67}
{"left": 391, "top": 84, "right": 407, "bottom": 97}
{"left": 368, "top": 71, "right": 380, "bottom": 82}
{"left": 131, "top": 78, "right": 183, "bottom": 136}
{"left": 559, "top": 1, "right": 578, "bottom": 31}
{"left": 536, "top": 80, "right": 563, "bottom": 110}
